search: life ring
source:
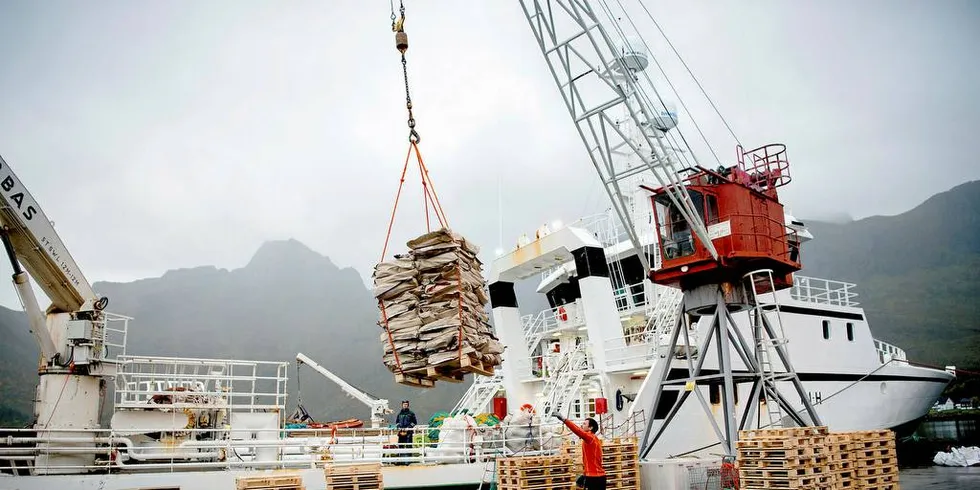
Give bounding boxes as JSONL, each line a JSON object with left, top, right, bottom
{"left": 556, "top": 306, "right": 568, "bottom": 322}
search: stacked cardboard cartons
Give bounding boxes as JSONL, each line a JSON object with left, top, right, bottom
{"left": 373, "top": 228, "right": 504, "bottom": 387}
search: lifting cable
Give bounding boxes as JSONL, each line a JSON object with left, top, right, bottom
{"left": 380, "top": 1, "right": 461, "bottom": 374}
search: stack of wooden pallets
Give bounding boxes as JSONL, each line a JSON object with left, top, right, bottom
{"left": 324, "top": 462, "right": 383, "bottom": 490}
{"left": 827, "top": 433, "right": 854, "bottom": 489}
{"left": 560, "top": 437, "right": 641, "bottom": 490}
{"left": 736, "top": 426, "right": 837, "bottom": 490}
{"left": 235, "top": 472, "right": 305, "bottom": 490}
{"left": 736, "top": 427, "right": 901, "bottom": 490}
{"left": 496, "top": 454, "right": 575, "bottom": 490}
{"left": 847, "top": 429, "right": 899, "bottom": 490}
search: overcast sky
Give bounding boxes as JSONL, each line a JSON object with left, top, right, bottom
{"left": 0, "top": 1, "right": 977, "bottom": 311}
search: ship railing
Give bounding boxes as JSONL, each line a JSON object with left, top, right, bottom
{"left": 603, "top": 332, "right": 657, "bottom": 370}
{"left": 0, "top": 422, "right": 592, "bottom": 473}
{"left": 522, "top": 302, "right": 586, "bottom": 352}
{"left": 790, "top": 275, "right": 860, "bottom": 307}
{"left": 113, "top": 356, "right": 289, "bottom": 414}
{"left": 874, "top": 339, "right": 908, "bottom": 365}
{"left": 98, "top": 312, "right": 131, "bottom": 361}
{"left": 613, "top": 281, "right": 650, "bottom": 315}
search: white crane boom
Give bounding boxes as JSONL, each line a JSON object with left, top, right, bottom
{"left": 296, "top": 352, "right": 392, "bottom": 429}
{"left": 0, "top": 154, "right": 100, "bottom": 313}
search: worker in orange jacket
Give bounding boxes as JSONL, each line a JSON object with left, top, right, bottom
{"left": 555, "top": 413, "right": 606, "bottom": 490}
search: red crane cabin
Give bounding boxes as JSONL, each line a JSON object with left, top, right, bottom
{"left": 644, "top": 144, "right": 802, "bottom": 293}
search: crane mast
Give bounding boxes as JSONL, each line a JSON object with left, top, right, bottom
{"left": 0, "top": 154, "right": 127, "bottom": 473}
{"left": 516, "top": 0, "right": 819, "bottom": 458}
{"left": 518, "top": 0, "right": 718, "bottom": 273}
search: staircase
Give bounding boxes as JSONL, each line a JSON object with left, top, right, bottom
{"left": 645, "top": 287, "right": 683, "bottom": 343}
{"left": 453, "top": 372, "right": 504, "bottom": 416}
{"left": 535, "top": 346, "right": 590, "bottom": 418}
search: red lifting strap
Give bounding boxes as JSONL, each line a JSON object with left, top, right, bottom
{"left": 378, "top": 141, "right": 451, "bottom": 374}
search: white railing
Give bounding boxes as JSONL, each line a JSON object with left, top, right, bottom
{"left": 99, "top": 312, "right": 130, "bottom": 361}
{"left": 790, "top": 275, "right": 860, "bottom": 307}
{"left": 114, "top": 356, "right": 289, "bottom": 413}
{"left": 521, "top": 302, "right": 585, "bottom": 353}
{"left": 613, "top": 281, "right": 650, "bottom": 315}
{"left": 874, "top": 339, "right": 908, "bottom": 364}
{"left": 0, "top": 422, "right": 588, "bottom": 474}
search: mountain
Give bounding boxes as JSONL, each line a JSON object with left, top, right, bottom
{"left": 799, "top": 180, "right": 980, "bottom": 370}
{"left": 0, "top": 239, "right": 467, "bottom": 426}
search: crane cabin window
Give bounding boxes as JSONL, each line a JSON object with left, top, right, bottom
{"left": 705, "top": 194, "right": 720, "bottom": 224}
{"left": 655, "top": 189, "right": 704, "bottom": 259}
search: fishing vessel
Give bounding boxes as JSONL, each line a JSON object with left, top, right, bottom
{"left": 0, "top": 1, "right": 955, "bottom": 489}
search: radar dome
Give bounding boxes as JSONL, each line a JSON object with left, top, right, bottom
{"left": 648, "top": 101, "right": 679, "bottom": 132}
{"left": 613, "top": 37, "right": 649, "bottom": 74}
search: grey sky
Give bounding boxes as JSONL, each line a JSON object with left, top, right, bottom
{"left": 0, "top": 1, "right": 977, "bottom": 310}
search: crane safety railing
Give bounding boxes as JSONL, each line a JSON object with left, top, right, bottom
{"left": 0, "top": 422, "right": 596, "bottom": 473}
{"left": 790, "top": 275, "right": 860, "bottom": 307}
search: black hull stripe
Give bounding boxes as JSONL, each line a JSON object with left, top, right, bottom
{"left": 666, "top": 368, "right": 950, "bottom": 384}
{"left": 778, "top": 304, "right": 864, "bottom": 321}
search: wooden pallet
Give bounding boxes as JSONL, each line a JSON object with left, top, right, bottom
{"left": 738, "top": 426, "right": 829, "bottom": 439}
{"left": 561, "top": 440, "right": 640, "bottom": 490}
{"left": 236, "top": 473, "right": 303, "bottom": 490}
{"left": 496, "top": 455, "right": 575, "bottom": 490}
{"left": 324, "top": 462, "right": 383, "bottom": 490}
{"left": 393, "top": 372, "right": 435, "bottom": 388}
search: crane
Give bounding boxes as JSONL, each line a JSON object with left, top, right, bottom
{"left": 0, "top": 154, "right": 129, "bottom": 472}
{"left": 296, "top": 352, "right": 393, "bottom": 429}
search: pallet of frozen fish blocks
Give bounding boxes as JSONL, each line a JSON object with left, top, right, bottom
{"left": 373, "top": 228, "right": 504, "bottom": 387}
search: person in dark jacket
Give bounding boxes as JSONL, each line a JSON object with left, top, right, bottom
{"left": 395, "top": 400, "right": 417, "bottom": 447}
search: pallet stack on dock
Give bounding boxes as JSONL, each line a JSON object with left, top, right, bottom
{"left": 496, "top": 454, "right": 576, "bottom": 490}
{"left": 736, "top": 427, "right": 836, "bottom": 490}
{"left": 235, "top": 472, "right": 305, "bottom": 490}
{"left": 373, "top": 228, "right": 503, "bottom": 387}
{"left": 847, "top": 429, "right": 899, "bottom": 489}
{"left": 324, "top": 462, "right": 383, "bottom": 490}
{"left": 561, "top": 437, "right": 641, "bottom": 490}
{"left": 736, "top": 427, "right": 900, "bottom": 490}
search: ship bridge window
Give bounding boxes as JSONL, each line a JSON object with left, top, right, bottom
{"left": 655, "top": 190, "right": 704, "bottom": 260}
{"left": 822, "top": 320, "right": 830, "bottom": 340}
{"left": 846, "top": 323, "right": 854, "bottom": 342}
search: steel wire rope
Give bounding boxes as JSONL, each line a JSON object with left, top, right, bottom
{"left": 597, "top": 0, "right": 720, "bottom": 171}
{"left": 635, "top": 0, "right": 742, "bottom": 147}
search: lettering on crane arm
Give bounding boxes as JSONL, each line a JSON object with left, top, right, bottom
{"left": 0, "top": 173, "right": 38, "bottom": 221}
{"left": 0, "top": 161, "right": 82, "bottom": 289}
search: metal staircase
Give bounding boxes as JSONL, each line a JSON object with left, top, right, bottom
{"left": 645, "top": 286, "right": 683, "bottom": 343}
{"left": 453, "top": 372, "right": 504, "bottom": 416}
{"left": 535, "top": 346, "right": 590, "bottom": 418}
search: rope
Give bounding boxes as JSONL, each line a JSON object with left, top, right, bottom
{"left": 456, "top": 264, "right": 465, "bottom": 363}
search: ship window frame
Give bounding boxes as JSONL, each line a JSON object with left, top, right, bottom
{"left": 846, "top": 323, "right": 854, "bottom": 342}
{"left": 822, "top": 320, "right": 830, "bottom": 340}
